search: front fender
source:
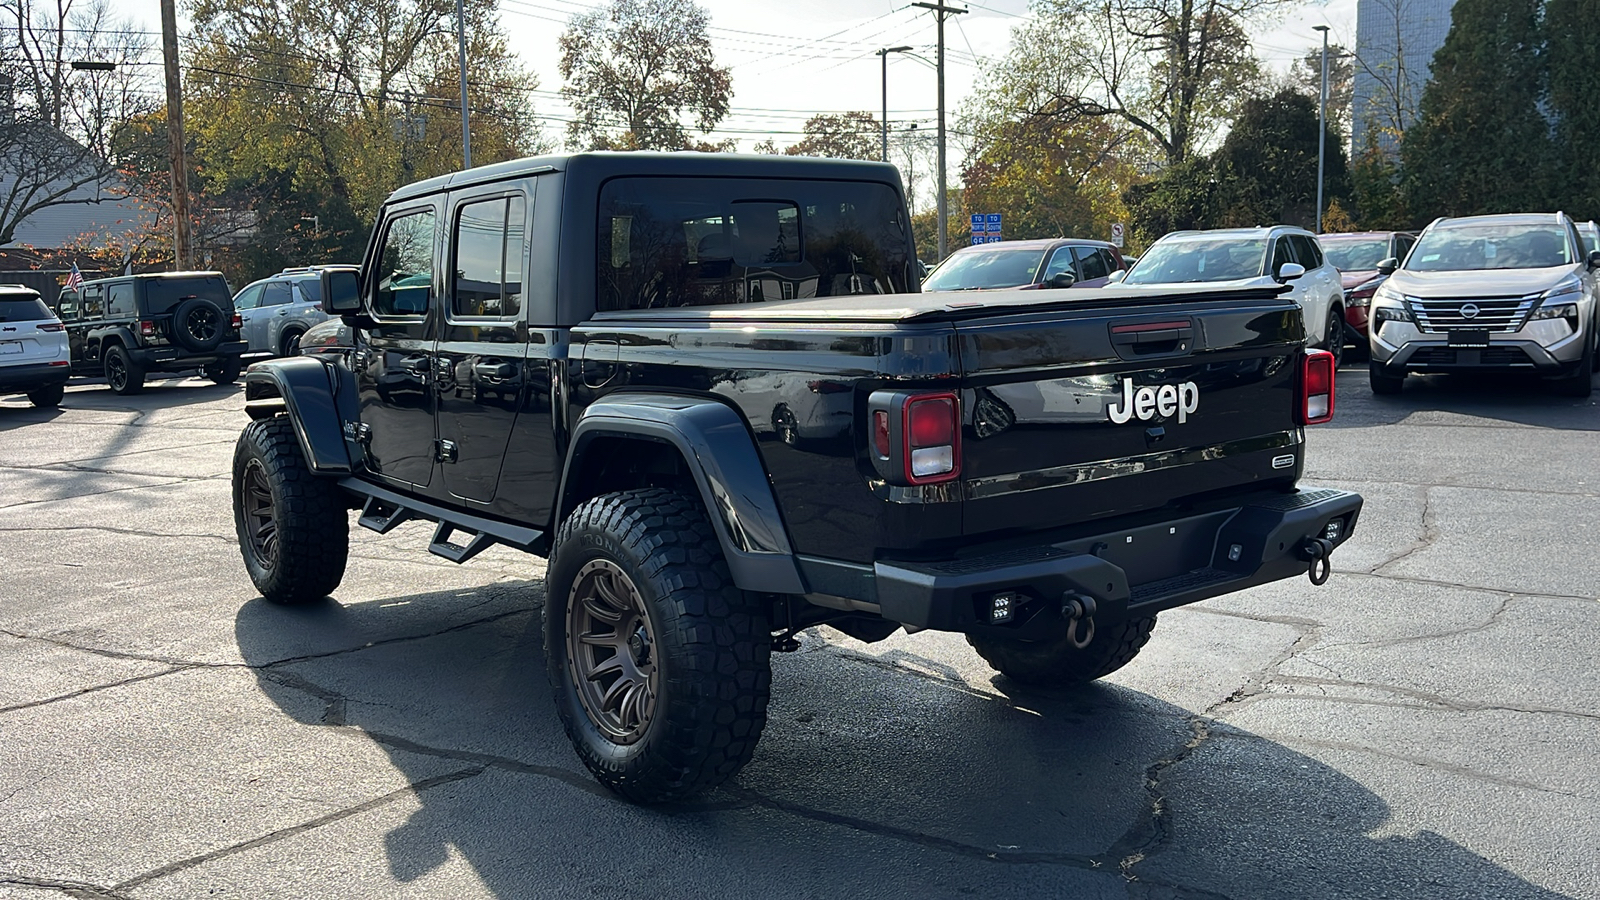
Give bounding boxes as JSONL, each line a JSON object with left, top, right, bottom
{"left": 559, "top": 393, "right": 806, "bottom": 595}
{"left": 242, "top": 356, "right": 359, "bottom": 474}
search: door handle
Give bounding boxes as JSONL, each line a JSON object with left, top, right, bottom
{"left": 401, "top": 357, "right": 430, "bottom": 377}
{"left": 474, "top": 361, "right": 515, "bottom": 379}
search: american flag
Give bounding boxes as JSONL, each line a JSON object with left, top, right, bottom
{"left": 66, "top": 263, "right": 84, "bottom": 292}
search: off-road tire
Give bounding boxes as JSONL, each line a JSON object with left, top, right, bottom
{"left": 104, "top": 344, "right": 145, "bottom": 395}
{"left": 545, "top": 488, "right": 771, "bottom": 804}
{"left": 205, "top": 357, "right": 243, "bottom": 385}
{"left": 1369, "top": 361, "right": 1404, "bottom": 395}
{"left": 232, "top": 416, "right": 348, "bottom": 604}
{"left": 280, "top": 328, "right": 305, "bottom": 357}
{"left": 27, "top": 383, "right": 64, "bottom": 407}
{"left": 171, "top": 297, "right": 227, "bottom": 353}
{"left": 967, "top": 615, "right": 1158, "bottom": 686}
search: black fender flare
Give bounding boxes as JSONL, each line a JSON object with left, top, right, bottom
{"left": 241, "top": 356, "right": 360, "bottom": 474}
{"left": 557, "top": 392, "right": 806, "bottom": 595}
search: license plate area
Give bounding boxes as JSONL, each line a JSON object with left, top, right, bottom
{"left": 0, "top": 341, "right": 22, "bottom": 354}
{"left": 1448, "top": 330, "right": 1490, "bottom": 348}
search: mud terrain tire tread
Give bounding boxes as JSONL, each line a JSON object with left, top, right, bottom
{"left": 232, "top": 416, "right": 348, "bottom": 604}
{"left": 546, "top": 488, "right": 771, "bottom": 804}
{"left": 967, "top": 615, "right": 1158, "bottom": 686}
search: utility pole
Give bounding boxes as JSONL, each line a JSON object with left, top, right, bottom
{"left": 159, "top": 0, "right": 191, "bottom": 269}
{"left": 1314, "top": 24, "right": 1330, "bottom": 233}
{"left": 876, "top": 46, "right": 912, "bottom": 163}
{"left": 912, "top": 2, "right": 964, "bottom": 261}
{"left": 456, "top": 0, "right": 472, "bottom": 169}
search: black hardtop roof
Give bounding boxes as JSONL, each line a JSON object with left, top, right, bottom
{"left": 385, "top": 151, "right": 905, "bottom": 205}
{"left": 71, "top": 270, "right": 228, "bottom": 289}
{"left": 590, "top": 282, "right": 1291, "bottom": 325}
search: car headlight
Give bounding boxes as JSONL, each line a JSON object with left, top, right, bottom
{"left": 1531, "top": 302, "right": 1579, "bottom": 320}
{"left": 1372, "top": 306, "right": 1414, "bottom": 325}
{"left": 1538, "top": 278, "right": 1583, "bottom": 303}
{"left": 1345, "top": 277, "right": 1384, "bottom": 308}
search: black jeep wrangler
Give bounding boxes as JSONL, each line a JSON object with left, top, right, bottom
{"left": 233, "top": 153, "right": 1362, "bottom": 803}
{"left": 57, "top": 271, "right": 247, "bottom": 394}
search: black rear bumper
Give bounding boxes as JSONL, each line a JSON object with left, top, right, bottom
{"left": 813, "top": 487, "right": 1363, "bottom": 639}
{"left": 129, "top": 341, "right": 248, "bottom": 371}
{"left": 0, "top": 362, "right": 71, "bottom": 393}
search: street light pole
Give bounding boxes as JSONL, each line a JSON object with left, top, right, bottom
{"left": 912, "top": 2, "right": 966, "bottom": 261}
{"left": 456, "top": 0, "right": 472, "bottom": 169}
{"left": 1314, "top": 24, "right": 1330, "bottom": 233}
{"left": 877, "top": 46, "right": 913, "bottom": 163}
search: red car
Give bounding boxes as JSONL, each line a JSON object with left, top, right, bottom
{"left": 1317, "top": 231, "right": 1417, "bottom": 347}
{"left": 921, "top": 238, "right": 1128, "bottom": 292}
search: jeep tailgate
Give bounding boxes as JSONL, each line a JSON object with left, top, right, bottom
{"left": 950, "top": 290, "right": 1306, "bottom": 541}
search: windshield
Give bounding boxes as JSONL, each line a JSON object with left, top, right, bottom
{"left": 1124, "top": 237, "right": 1267, "bottom": 284}
{"left": 1407, "top": 223, "right": 1573, "bottom": 271}
{"left": 1321, "top": 238, "right": 1390, "bottom": 272}
{"left": 922, "top": 247, "right": 1047, "bottom": 291}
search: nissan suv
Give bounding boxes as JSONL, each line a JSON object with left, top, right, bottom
{"left": 0, "top": 285, "right": 70, "bottom": 407}
{"left": 1368, "top": 213, "right": 1600, "bottom": 397}
{"left": 234, "top": 266, "right": 340, "bottom": 357}
{"left": 56, "top": 271, "right": 246, "bottom": 394}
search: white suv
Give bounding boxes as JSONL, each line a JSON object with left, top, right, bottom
{"left": 0, "top": 285, "right": 70, "bottom": 407}
{"left": 1108, "top": 226, "right": 1347, "bottom": 362}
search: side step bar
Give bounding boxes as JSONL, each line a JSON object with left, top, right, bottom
{"left": 340, "top": 478, "right": 547, "bottom": 563}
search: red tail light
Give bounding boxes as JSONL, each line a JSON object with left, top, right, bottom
{"left": 139, "top": 320, "right": 156, "bottom": 337}
{"left": 872, "top": 410, "right": 891, "bottom": 457}
{"left": 231, "top": 312, "right": 242, "bottom": 329}
{"left": 37, "top": 322, "right": 64, "bottom": 332}
{"left": 1299, "top": 349, "right": 1336, "bottom": 425}
{"left": 904, "top": 393, "right": 960, "bottom": 483}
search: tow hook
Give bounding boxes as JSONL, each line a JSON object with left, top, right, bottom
{"left": 1061, "top": 594, "right": 1098, "bottom": 649}
{"left": 1299, "top": 537, "right": 1335, "bottom": 586}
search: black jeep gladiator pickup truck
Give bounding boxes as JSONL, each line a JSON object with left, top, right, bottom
{"left": 232, "top": 152, "right": 1362, "bottom": 802}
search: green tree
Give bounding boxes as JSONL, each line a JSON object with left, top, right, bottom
{"left": 996, "top": 0, "right": 1275, "bottom": 166}
{"left": 1284, "top": 43, "right": 1354, "bottom": 140}
{"left": 784, "top": 112, "right": 880, "bottom": 161}
{"left": 1401, "top": 0, "right": 1552, "bottom": 219}
{"left": 1545, "top": 0, "right": 1600, "bottom": 220}
{"left": 179, "top": 0, "right": 542, "bottom": 281}
{"left": 960, "top": 105, "right": 1143, "bottom": 243}
{"left": 1208, "top": 89, "right": 1349, "bottom": 228}
{"left": 559, "top": 0, "right": 732, "bottom": 151}
{"left": 1123, "top": 156, "right": 1217, "bottom": 241}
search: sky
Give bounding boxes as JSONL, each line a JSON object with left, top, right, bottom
{"left": 122, "top": 0, "right": 1359, "bottom": 154}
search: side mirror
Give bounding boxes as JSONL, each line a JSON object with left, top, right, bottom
{"left": 320, "top": 266, "right": 362, "bottom": 315}
{"left": 1276, "top": 262, "right": 1307, "bottom": 283}
{"left": 1045, "top": 271, "right": 1076, "bottom": 289}
{"left": 1588, "top": 250, "right": 1600, "bottom": 269}
{"left": 1105, "top": 270, "right": 1127, "bottom": 284}
{"left": 1377, "top": 257, "right": 1399, "bottom": 276}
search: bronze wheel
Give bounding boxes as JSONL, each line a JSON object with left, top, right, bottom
{"left": 241, "top": 457, "right": 278, "bottom": 569}
{"left": 565, "top": 559, "right": 659, "bottom": 745}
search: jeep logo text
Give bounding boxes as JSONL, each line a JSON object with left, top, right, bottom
{"left": 1108, "top": 379, "right": 1199, "bottom": 425}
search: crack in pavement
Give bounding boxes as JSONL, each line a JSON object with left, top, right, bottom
{"left": 0, "top": 524, "right": 235, "bottom": 544}
{"left": 0, "top": 874, "right": 135, "bottom": 899}
{"left": 0, "top": 667, "right": 194, "bottom": 715}
{"left": 109, "top": 767, "right": 486, "bottom": 893}
{"left": 1370, "top": 485, "right": 1435, "bottom": 575}
{"left": 1238, "top": 674, "right": 1600, "bottom": 724}
{"left": 0, "top": 478, "right": 199, "bottom": 512}
{"left": 1250, "top": 734, "right": 1586, "bottom": 799}
{"left": 1310, "top": 475, "right": 1600, "bottom": 500}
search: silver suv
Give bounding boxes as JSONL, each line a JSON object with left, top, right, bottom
{"left": 233, "top": 267, "right": 340, "bottom": 357}
{"left": 1368, "top": 213, "right": 1600, "bottom": 397}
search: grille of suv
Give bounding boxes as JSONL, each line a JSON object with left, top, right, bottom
{"left": 1408, "top": 297, "right": 1534, "bottom": 333}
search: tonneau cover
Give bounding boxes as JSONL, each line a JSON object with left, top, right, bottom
{"left": 588, "top": 283, "right": 1292, "bottom": 325}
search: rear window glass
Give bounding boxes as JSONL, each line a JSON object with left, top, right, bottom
{"left": 597, "top": 177, "right": 911, "bottom": 310}
{"left": 297, "top": 278, "right": 322, "bottom": 303}
{"left": 144, "top": 276, "right": 232, "bottom": 313}
{"left": 0, "top": 297, "right": 51, "bottom": 321}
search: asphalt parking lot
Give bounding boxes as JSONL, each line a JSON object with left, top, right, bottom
{"left": 1, "top": 367, "right": 1597, "bottom": 900}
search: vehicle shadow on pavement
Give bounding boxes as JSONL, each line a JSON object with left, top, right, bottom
{"left": 234, "top": 588, "right": 1578, "bottom": 900}
{"left": 1328, "top": 369, "right": 1599, "bottom": 430}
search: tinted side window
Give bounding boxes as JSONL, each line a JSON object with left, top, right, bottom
{"left": 296, "top": 278, "right": 322, "bottom": 304}
{"left": 452, "top": 195, "right": 525, "bottom": 318}
{"left": 81, "top": 285, "right": 104, "bottom": 320}
{"left": 1272, "top": 238, "right": 1295, "bottom": 272}
{"left": 261, "top": 282, "right": 293, "bottom": 307}
{"left": 107, "top": 283, "right": 135, "bottom": 316}
{"left": 1072, "top": 245, "right": 1110, "bottom": 280}
{"left": 1293, "top": 235, "right": 1323, "bottom": 268}
{"left": 56, "top": 291, "right": 78, "bottom": 321}
{"left": 374, "top": 209, "right": 437, "bottom": 318}
{"left": 1042, "top": 247, "right": 1076, "bottom": 280}
{"left": 597, "top": 177, "right": 910, "bottom": 311}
